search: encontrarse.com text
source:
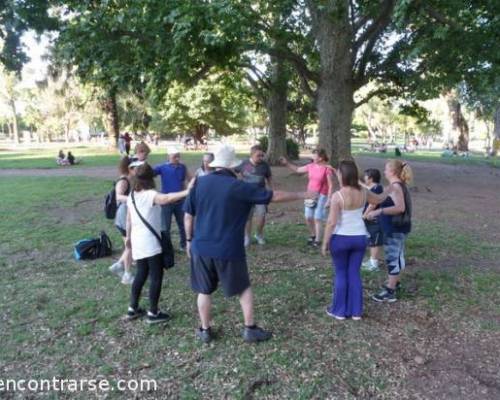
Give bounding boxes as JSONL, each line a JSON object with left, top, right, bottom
{"left": 0, "top": 378, "right": 157, "bottom": 393}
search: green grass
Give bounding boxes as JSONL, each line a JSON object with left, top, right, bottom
{"left": 1, "top": 176, "right": 499, "bottom": 398}
{"left": 0, "top": 146, "right": 211, "bottom": 169}
{"left": 353, "top": 146, "right": 500, "bottom": 168}
{"left": 2, "top": 144, "right": 498, "bottom": 169}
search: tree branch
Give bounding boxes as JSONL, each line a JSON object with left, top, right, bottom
{"left": 353, "top": 0, "right": 395, "bottom": 52}
{"left": 245, "top": 73, "right": 268, "bottom": 105}
{"left": 354, "top": 87, "right": 400, "bottom": 108}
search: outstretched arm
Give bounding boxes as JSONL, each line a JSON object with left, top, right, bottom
{"left": 271, "top": 190, "right": 316, "bottom": 203}
{"left": 279, "top": 157, "right": 309, "bottom": 174}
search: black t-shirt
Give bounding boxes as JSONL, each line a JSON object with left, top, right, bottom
{"left": 234, "top": 159, "right": 272, "bottom": 188}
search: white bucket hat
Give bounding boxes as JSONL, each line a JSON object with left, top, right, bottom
{"left": 209, "top": 144, "right": 241, "bottom": 169}
{"left": 167, "top": 145, "right": 181, "bottom": 155}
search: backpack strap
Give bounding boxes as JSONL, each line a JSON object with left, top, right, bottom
{"left": 130, "top": 191, "right": 162, "bottom": 245}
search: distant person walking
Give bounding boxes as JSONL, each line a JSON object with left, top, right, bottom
{"left": 123, "top": 132, "right": 132, "bottom": 155}
{"left": 153, "top": 146, "right": 192, "bottom": 251}
{"left": 118, "top": 134, "right": 126, "bottom": 155}
{"left": 322, "top": 160, "right": 387, "bottom": 320}
{"left": 125, "top": 163, "right": 192, "bottom": 323}
{"left": 184, "top": 145, "right": 315, "bottom": 343}
{"left": 235, "top": 145, "right": 273, "bottom": 246}
{"left": 281, "top": 148, "right": 335, "bottom": 247}
{"left": 365, "top": 160, "right": 413, "bottom": 303}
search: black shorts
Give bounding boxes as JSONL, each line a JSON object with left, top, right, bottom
{"left": 116, "top": 226, "right": 126, "bottom": 237}
{"left": 190, "top": 254, "right": 251, "bottom": 297}
{"left": 365, "top": 221, "right": 383, "bottom": 247}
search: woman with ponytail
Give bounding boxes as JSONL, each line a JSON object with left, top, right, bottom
{"left": 365, "top": 160, "right": 413, "bottom": 303}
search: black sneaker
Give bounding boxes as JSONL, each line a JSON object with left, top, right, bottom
{"left": 126, "top": 307, "right": 146, "bottom": 321}
{"left": 312, "top": 240, "right": 321, "bottom": 248}
{"left": 147, "top": 311, "right": 171, "bottom": 324}
{"left": 196, "top": 327, "right": 214, "bottom": 344}
{"left": 372, "top": 286, "right": 397, "bottom": 303}
{"left": 307, "top": 236, "right": 316, "bottom": 246}
{"left": 242, "top": 325, "right": 272, "bottom": 343}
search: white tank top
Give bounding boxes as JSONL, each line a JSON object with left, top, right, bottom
{"left": 334, "top": 190, "right": 369, "bottom": 236}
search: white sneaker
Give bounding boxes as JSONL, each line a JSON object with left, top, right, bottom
{"left": 254, "top": 234, "right": 266, "bottom": 245}
{"left": 244, "top": 235, "right": 251, "bottom": 247}
{"left": 109, "top": 261, "right": 124, "bottom": 278}
{"left": 121, "top": 271, "right": 135, "bottom": 285}
{"left": 361, "top": 259, "right": 379, "bottom": 272}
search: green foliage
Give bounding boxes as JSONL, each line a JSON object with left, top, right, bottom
{"left": 258, "top": 136, "right": 299, "bottom": 159}
{"left": 158, "top": 72, "right": 253, "bottom": 137}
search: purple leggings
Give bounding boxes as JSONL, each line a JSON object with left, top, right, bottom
{"left": 328, "top": 234, "right": 367, "bottom": 318}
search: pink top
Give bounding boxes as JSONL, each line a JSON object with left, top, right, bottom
{"left": 305, "top": 163, "right": 334, "bottom": 195}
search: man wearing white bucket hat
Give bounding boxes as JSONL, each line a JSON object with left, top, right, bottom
{"left": 184, "top": 144, "right": 316, "bottom": 343}
{"left": 153, "top": 145, "right": 192, "bottom": 250}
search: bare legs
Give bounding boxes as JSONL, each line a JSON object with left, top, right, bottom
{"left": 197, "top": 287, "right": 254, "bottom": 329}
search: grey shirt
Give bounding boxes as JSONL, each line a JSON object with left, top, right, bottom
{"left": 234, "top": 159, "right": 272, "bottom": 188}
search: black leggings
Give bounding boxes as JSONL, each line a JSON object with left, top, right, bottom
{"left": 130, "top": 253, "right": 164, "bottom": 314}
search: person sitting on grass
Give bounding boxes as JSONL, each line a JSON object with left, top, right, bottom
{"left": 321, "top": 160, "right": 388, "bottom": 321}
{"left": 184, "top": 144, "right": 317, "bottom": 344}
{"left": 66, "top": 151, "right": 81, "bottom": 165}
{"left": 125, "top": 163, "right": 193, "bottom": 324}
{"left": 361, "top": 168, "right": 384, "bottom": 272}
{"left": 235, "top": 144, "right": 273, "bottom": 246}
{"left": 56, "top": 150, "right": 69, "bottom": 166}
{"left": 365, "top": 160, "right": 413, "bottom": 303}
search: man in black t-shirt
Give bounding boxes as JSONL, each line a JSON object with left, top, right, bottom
{"left": 234, "top": 145, "right": 273, "bottom": 246}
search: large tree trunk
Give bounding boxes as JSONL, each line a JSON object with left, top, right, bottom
{"left": 8, "top": 99, "right": 19, "bottom": 144}
{"left": 494, "top": 104, "right": 500, "bottom": 140}
{"left": 314, "top": 1, "right": 354, "bottom": 165}
{"left": 266, "top": 57, "right": 288, "bottom": 165}
{"left": 193, "top": 123, "right": 209, "bottom": 149}
{"left": 446, "top": 91, "right": 469, "bottom": 152}
{"left": 102, "top": 90, "right": 120, "bottom": 146}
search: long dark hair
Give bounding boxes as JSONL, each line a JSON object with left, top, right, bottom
{"left": 133, "top": 163, "right": 156, "bottom": 191}
{"left": 338, "top": 160, "right": 361, "bottom": 189}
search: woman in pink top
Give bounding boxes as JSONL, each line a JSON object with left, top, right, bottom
{"left": 281, "top": 148, "right": 335, "bottom": 247}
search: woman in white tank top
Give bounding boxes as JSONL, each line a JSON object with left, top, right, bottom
{"left": 322, "top": 160, "right": 387, "bottom": 320}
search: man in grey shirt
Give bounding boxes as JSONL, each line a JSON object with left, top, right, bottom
{"left": 234, "top": 144, "right": 273, "bottom": 246}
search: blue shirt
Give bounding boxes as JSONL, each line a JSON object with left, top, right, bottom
{"left": 184, "top": 169, "right": 273, "bottom": 260}
{"left": 153, "top": 163, "right": 187, "bottom": 194}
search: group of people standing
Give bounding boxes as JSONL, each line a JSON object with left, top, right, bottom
{"left": 108, "top": 142, "right": 413, "bottom": 343}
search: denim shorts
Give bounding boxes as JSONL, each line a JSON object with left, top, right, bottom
{"left": 365, "top": 221, "right": 383, "bottom": 247}
{"left": 384, "top": 233, "right": 407, "bottom": 275}
{"left": 304, "top": 194, "right": 328, "bottom": 221}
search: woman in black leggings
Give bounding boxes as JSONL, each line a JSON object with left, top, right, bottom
{"left": 125, "top": 162, "right": 193, "bottom": 324}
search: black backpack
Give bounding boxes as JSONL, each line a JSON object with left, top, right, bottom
{"left": 74, "top": 232, "right": 113, "bottom": 260}
{"left": 104, "top": 177, "right": 128, "bottom": 219}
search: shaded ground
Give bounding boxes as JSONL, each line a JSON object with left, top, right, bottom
{"left": 1, "top": 155, "right": 499, "bottom": 399}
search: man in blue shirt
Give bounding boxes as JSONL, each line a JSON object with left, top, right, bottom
{"left": 154, "top": 146, "right": 192, "bottom": 250}
{"left": 184, "top": 145, "right": 315, "bottom": 344}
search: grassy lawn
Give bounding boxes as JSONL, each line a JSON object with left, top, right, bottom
{"left": 1, "top": 176, "right": 499, "bottom": 398}
{"left": 352, "top": 146, "right": 500, "bottom": 168}
{"left": 0, "top": 146, "right": 209, "bottom": 169}
{"left": 1, "top": 144, "right": 499, "bottom": 169}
